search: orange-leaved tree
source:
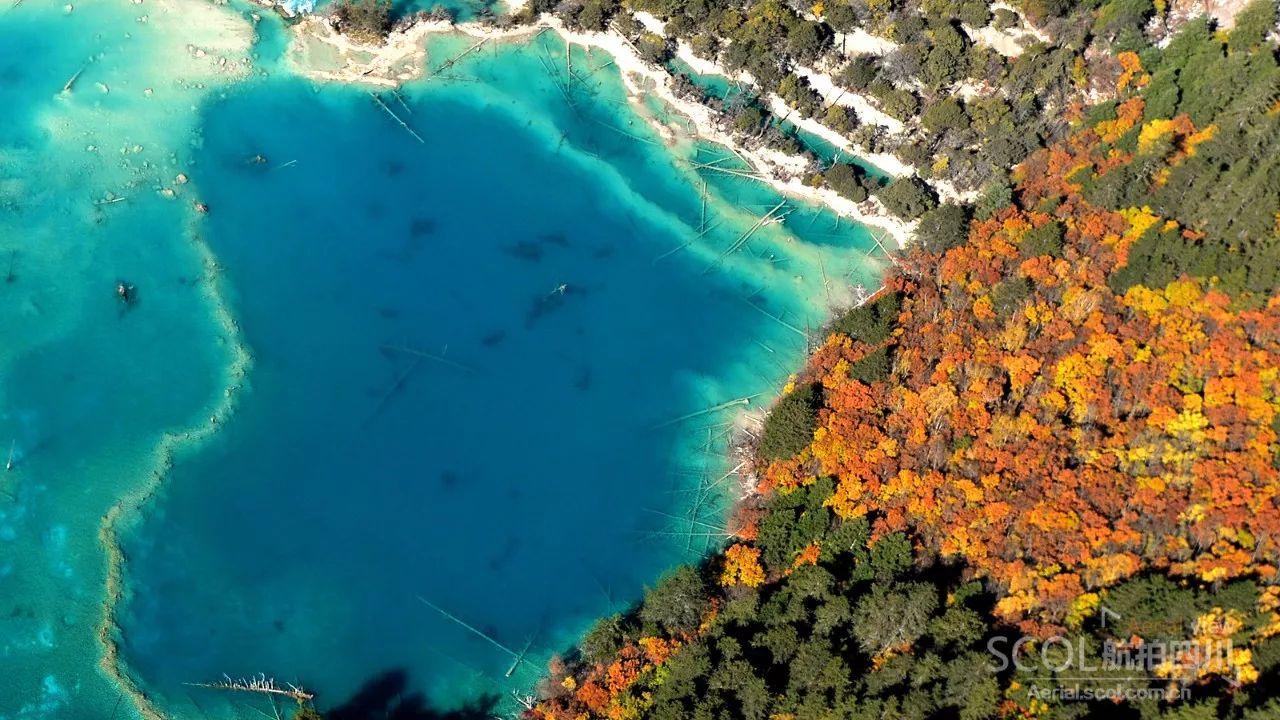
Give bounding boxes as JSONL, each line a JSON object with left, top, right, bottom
{"left": 767, "top": 108, "right": 1280, "bottom": 633}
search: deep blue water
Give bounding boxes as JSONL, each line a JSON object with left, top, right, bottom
{"left": 663, "top": 58, "right": 890, "bottom": 179}
{"left": 1, "top": 5, "right": 883, "bottom": 718}
{"left": 117, "top": 35, "right": 879, "bottom": 715}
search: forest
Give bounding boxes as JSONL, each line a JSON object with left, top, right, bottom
{"left": 524, "top": 1, "right": 1280, "bottom": 719}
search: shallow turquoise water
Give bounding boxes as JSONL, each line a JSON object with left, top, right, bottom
{"left": 1, "top": 2, "right": 250, "bottom": 717}
{"left": 2, "top": 5, "right": 884, "bottom": 718}
{"left": 664, "top": 58, "right": 890, "bottom": 179}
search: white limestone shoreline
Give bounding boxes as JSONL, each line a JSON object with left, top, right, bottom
{"left": 282, "top": 10, "right": 917, "bottom": 249}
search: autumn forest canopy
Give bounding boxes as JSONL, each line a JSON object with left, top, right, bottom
{"left": 528, "top": 1, "right": 1280, "bottom": 719}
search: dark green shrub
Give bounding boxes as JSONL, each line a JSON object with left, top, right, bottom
{"left": 973, "top": 179, "right": 1013, "bottom": 221}
{"left": 839, "top": 56, "right": 879, "bottom": 91}
{"left": 824, "top": 162, "right": 869, "bottom": 202}
{"left": 876, "top": 176, "right": 937, "bottom": 220}
{"left": 580, "top": 614, "right": 626, "bottom": 663}
{"left": 916, "top": 202, "right": 971, "bottom": 253}
{"left": 759, "top": 382, "right": 823, "bottom": 461}
{"left": 868, "top": 80, "right": 920, "bottom": 122}
{"left": 636, "top": 32, "right": 671, "bottom": 63}
{"left": 993, "top": 7, "right": 1019, "bottom": 29}
{"left": 921, "top": 96, "right": 971, "bottom": 134}
{"left": 1020, "top": 220, "right": 1064, "bottom": 258}
{"left": 847, "top": 345, "right": 892, "bottom": 383}
{"left": 786, "top": 20, "right": 833, "bottom": 64}
{"left": 829, "top": 291, "right": 901, "bottom": 345}
{"left": 990, "top": 277, "right": 1033, "bottom": 321}
{"left": 639, "top": 566, "right": 709, "bottom": 634}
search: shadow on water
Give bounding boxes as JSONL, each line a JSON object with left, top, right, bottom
{"left": 506, "top": 233, "right": 572, "bottom": 263}
{"left": 324, "top": 670, "right": 498, "bottom": 720}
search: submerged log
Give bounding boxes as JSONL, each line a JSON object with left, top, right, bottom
{"left": 62, "top": 64, "right": 87, "bottom": 94}
{"left": 417, "top": 595, "right": 528, "bottom": 670}
{"left": 363, "top": 355, "right": 423, "bottom": 428}
{"left": 381, "top": 344, "right": 478, "bottom": 373}
{"left": 427, "top": 37, "right": 489, "bottom": 79}
{"left": 704, "top": 200, "right": 789, "bottom": 274}
{"left": 369, "top": 92, "right": 425, "bottom": 144}
{"left": 652, "top": 394, "right": 761, "bottom": 429}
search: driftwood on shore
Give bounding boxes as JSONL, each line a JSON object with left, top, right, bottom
{"left": 426, "top": 36, "right": 490, "bottom": 79}
{"left": 186, "top": 675, "right": 314, "bottom": 704}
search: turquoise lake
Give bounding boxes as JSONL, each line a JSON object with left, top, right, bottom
{"left": 0, "top": 3, "right": 884, "bottom": 718}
